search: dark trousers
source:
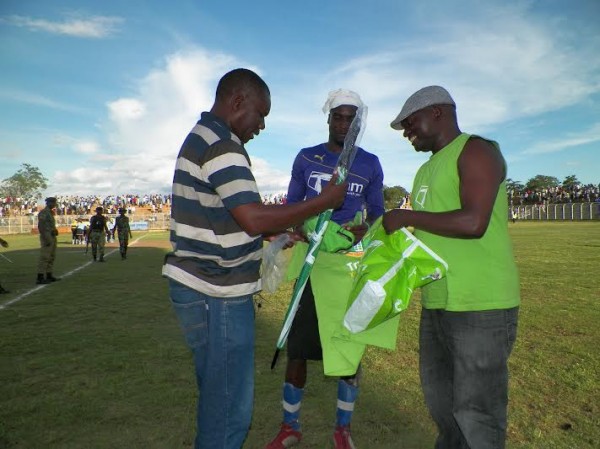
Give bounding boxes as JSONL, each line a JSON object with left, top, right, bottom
{"left": 419, "top": 307, "right": 519, "bottom": 449}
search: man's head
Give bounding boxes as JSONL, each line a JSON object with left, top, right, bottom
{"left": 211, "top": 68, "right": 271, "bottom": 144}
{"left": 118, "top": 208, "right": 126, "bottom": 215}
{"left": 322, "top": 89, "right": 364, "bottom": 150}
{"left": 390, "top": 86, "right": 457, "bottom": 152}
{"left": 45, "top": 197, "right": 57, "bottom": 208}
{"left": 96, "top": 206, "right": 103, "bottom": 214}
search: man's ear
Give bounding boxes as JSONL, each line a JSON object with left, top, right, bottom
{"left": 431, "top": 105, "right": 442, "bottom": 119}
{"left": 327, "top": 113, "right": 331, "bottom": 125}
{"left": 231, "top": 91, "right": 246, "bottom": 112}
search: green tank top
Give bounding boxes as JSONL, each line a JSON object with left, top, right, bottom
{"left": 411, "top": 133, "right": 520, "bottom": 311}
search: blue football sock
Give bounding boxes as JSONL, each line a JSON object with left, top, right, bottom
{"left": 336, "top": 379, "right": 359, "bottom": 427}
{"left": 282, "top": 382, "right": 304, "bottom": 430}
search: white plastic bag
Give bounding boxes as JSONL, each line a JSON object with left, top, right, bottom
{"left": 262, "top": 233, "right": 292, "bottom": 293}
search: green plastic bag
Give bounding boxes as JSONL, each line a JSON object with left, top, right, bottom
{"left": 302, "top": 216, "right": 355, "bottom": 253}
{"left": 343, "top": 218, "right": 448, "bottom": 333}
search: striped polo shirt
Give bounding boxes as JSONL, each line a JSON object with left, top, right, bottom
{"left": 162, "top": 112, "right": 263, "bottom": 297}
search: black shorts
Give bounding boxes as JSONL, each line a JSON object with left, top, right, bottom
{"left": 286, "top": 279, "right": 322, "bottom": 360}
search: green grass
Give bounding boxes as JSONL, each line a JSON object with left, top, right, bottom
{"left": 0, "top": 222, "right": 598, "bottom": 449}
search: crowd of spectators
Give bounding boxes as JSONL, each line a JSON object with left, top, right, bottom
{"left": 261, "top": 193, "right": 287, "bottom": 205}
{"left": 1, "top": 194, "right": 172, "bottom": 218}
{"left": 2, "top": 193, "right": 289, "bottom": 218}
{"left": 508, "top": 184, "right": 599, "bottom": 205}
{"left": 0, "top": 197, "right": 38, "bottom": 218}
{"left": 2, "top": 184, "right": 598, "bottom": 219}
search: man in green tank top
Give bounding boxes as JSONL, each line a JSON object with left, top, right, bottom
{"left": 385, "top": 86, "right": 520, "bottom": 449}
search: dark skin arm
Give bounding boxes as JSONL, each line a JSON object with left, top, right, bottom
{"left": 383, "top": 137, "right": 505, "bottom": 238}
{"left": 230, "top": 174, "right": 348, "bottom": 237}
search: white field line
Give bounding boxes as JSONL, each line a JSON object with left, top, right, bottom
{"left": 0, "top": 234, "right": 149, "bottom": 312}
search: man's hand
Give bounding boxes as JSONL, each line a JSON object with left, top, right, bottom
{"left": 320, "top": 172, "right": 347, "bottom": 209}
{"left": 343, "top": 222, "right": 369, "bottom": 243}
{"left": 264, "top": 229, "right": 306, "bottom": 249}
{"left": 382, "top": 209, "right": 411, "bottom": 234}
{"left": 52, "top": 230, "right": 59, "bottom": 237}
{"left": 287, "top": 228, "right": 307, "bottom": 246}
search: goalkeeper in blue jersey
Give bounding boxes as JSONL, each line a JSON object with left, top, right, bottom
{"left": 265, "top": 89, "right": 384, "bottom": 449}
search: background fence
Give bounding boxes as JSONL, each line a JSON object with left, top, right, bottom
{"left": 0, "top": 213, "right": 171, "bottom": 236}
{"left": 511, "top": 202, "right": 599, "bottom": 220}
{"left": 1, "top": 203, "right": 599, "bottom": 236}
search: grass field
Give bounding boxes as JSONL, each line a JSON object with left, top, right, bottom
{"left": 0, "top": 222, "right": 598, "bottom": 449}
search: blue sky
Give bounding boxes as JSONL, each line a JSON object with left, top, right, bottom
{"left": 1, "top": 0, "right": 599, "bottom": 199}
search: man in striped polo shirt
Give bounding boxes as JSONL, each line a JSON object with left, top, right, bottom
{"left": 162, "top": 68, "right": 347, "bottom": 449}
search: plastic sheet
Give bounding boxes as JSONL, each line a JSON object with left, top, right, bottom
{"left": 262, "top": 233, "right": 292, "bottom": 293}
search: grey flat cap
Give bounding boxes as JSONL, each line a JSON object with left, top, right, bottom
{"left": 390, "top": 86, "right": 455, "bottom": 130}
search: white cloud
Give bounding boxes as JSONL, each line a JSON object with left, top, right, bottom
{"left": 249, "top": 157, "right": 291, "bottom": 195}
{"left": 46, "top": 47, "right": 291, "bottom": 195}
{"left": 0, "top": 88, "right": 86, "bottom": 113}
{"left": 107, "top": 99, "right": 147, "bottom": 121}
{"left": 2, "top": 14, "right": 123, "bottom": 38}
{"left": 73, "top": 140, "right": 100, "bottom": 155}
{"left": 50, "top": 134, "right": 101, "bottom": 155}
{"left": 30, "top": 1, "right": 600, "bottom": 195}
{"left": 523, "top": 123, "right": 600, "bottom": 155}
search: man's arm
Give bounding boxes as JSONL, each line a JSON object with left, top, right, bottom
{"left": 230, "top": 176, "right": 347, "bottom": 236}
{"left": 383, "top": 137, "right": 505, "bottom": 238}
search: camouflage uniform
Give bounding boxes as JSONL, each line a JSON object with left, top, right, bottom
{"left": 88, "top": 211, "right": 109, "bottom": 262}
{"left": 0, "top": 237, "right": 9, "bottom": 293}
{"left": 37, "top": 198, "right": 60, "bottom": 283}
{"left": 113, "top": 213, "right": 132, "bottom": 259}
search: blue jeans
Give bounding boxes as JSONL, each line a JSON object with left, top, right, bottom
{"left": 419, "top": 307, "right": 519, "bottom": 449}
{"left": 169, "top": 280, "right": 255, "bottom": 449}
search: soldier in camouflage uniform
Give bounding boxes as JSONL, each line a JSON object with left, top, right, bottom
{"left": 111, "top": 208, "right": 133, "bottom": 260}
{"left": 87, "top": 206, "right": 110, "bottom": 262}
{"left": 0, "top": 237, "right": 9, "bottom": 293}
{"left": 36, "top": 197, "right": 60, "bottom": 284}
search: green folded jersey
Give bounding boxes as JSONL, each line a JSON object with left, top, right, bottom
{"left": 302, "top": 216, "right": 355, "bottom": 253}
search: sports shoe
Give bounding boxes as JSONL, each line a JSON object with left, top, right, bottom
{"left": 333, "top": 425, "right": 355, "bottom": 449}
{"left": 265, "top": 423, "right": 302, "bottom": 449}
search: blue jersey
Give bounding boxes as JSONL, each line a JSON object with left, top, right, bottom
{"left": 287, "top": 143, "right": 384, "bottom": 225}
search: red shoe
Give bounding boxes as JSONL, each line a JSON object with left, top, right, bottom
{"left": 265, "top": 423, "right": 302, "bottom": 449}
{"left": 333, "top": 425, "right": 355, "bottom": 449}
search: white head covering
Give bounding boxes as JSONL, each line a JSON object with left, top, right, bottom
{"left": 322, "top": 88, "right": 364, "bottom": 114}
